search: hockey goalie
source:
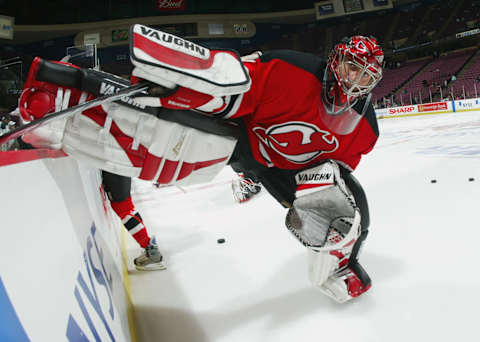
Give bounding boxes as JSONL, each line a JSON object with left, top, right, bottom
{"left": 18, "top": 24, "right": 384, "bottom": 302}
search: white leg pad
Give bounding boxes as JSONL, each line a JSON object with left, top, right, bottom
{"left": 307, "top": 249, "right": 339, "bottom": 287}
{"left": 319, "top": 278, "right": 351, "bottom": 303}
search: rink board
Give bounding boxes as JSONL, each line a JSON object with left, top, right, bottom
{"left": 375, "top": 98, "right": 480, "bottom": 118}
{"left": 0, "top": 150, "right": 135, "bottom": 342}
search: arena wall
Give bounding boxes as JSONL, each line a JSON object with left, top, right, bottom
{"left": 375, "top": 98, "right": 480, "bottom": 118}
{"left": 0, "top": 150, "right": 137, "bottom": 342}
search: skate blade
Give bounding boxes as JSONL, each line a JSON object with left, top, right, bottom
{"left": 135, "top": 262, "right": 167, "bottom": 271}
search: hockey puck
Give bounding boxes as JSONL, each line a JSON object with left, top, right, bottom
{"left": 217, "top": 238, "right": 226, "bottom": 244}
{"left": 468, "top": 177, "right": 475, "bottom": 182}
{"left": 430, "top": 179, "right": 437, "bottom": 183}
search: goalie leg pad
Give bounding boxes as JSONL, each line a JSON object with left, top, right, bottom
{"left": 308, "top": 249, "right": 344, "bottom": 288}
{"left": 57, "top": 102, "right": 238, "bottom": 185}
{"left": 20, "top": 57, "right": 238, "bottom": 186}
{"left": 285, "top": 161, "right": 372, "bottom": 302}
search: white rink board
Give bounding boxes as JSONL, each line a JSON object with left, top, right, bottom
{"left": 453, "top": 98, "right": 480, "bottom": 112}
{"left": 0, "top": 154, "right": 132, "bottom": 342}
{"left": 375, "top": 97, "right": 480, "bottom": 118}
{"left": 375, "top": 101, "right": 453, "bottom": 117}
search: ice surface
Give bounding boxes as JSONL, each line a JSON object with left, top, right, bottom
{"left": 128, "top": 111, "right": 480, "bottom": 342}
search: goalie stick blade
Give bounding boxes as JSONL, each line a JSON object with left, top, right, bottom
{"left": 0, "top": 82, "right": 151, "bottom": 146}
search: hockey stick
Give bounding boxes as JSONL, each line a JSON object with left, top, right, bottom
{"left": 0, "top": 82, "right": 151, "bottom": 145}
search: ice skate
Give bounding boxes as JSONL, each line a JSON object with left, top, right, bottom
{"left": 134, "top": 236, "right": 166, "bottom": 271}
{"left": 232, "top": 174, "right": 262, "bottom": 203}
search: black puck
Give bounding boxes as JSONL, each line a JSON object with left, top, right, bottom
{"left": 431, "top": 179, "right": 437, "bottom": 183}
{"left": 469, "top": 177, "right": 475, "bottom": 182}
{"left": 217, "top": 238, "right": 225, "bottom": 244}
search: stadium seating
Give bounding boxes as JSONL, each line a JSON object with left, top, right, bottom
{"left": 372, "top": 58, "right": 431, "bottom": 103}
{"left": 400, "top": 49, "right": 474, "bottom": 101}
{"left": 448, "top": 51, "right": 480, "bottom": 98}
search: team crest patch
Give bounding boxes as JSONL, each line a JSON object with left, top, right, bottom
{"left": 253, "top": 122, "right": 339, "bottom": 164}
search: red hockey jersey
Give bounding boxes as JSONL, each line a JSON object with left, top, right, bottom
{"left": 215, "top": 50, "right": 379, "bottom": 171}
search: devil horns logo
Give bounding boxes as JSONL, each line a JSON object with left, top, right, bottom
{"left": 253, "top": 122, "right": 339, "bottom": 164}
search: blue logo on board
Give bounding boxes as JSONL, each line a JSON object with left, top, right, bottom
{"left": 0, "top": 277, "right": 30, "bottom": 341}
{"left": 66, "top": 223, "right": 117, "bottom": 342}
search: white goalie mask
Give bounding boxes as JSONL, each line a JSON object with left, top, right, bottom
{"left": 321, "top": 36, "right": 384, "bottom": 134}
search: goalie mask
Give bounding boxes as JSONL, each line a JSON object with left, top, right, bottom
{"left": 321, "top": 36, "right": 384, "bottom": 134}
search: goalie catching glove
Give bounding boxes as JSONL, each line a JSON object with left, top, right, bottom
{"left": 285, "top": 161, "right": 371, "bottom": 303}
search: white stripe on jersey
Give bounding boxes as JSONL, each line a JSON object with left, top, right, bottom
{"left": 221, "top": 93, "right": 244, "bottom": 119}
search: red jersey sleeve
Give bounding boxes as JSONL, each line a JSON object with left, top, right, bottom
{"left": 227, "top": 60, "right": 263, "bottom": 118}
{"left": 221, "top": 58, "right": 282, "bottom": 119}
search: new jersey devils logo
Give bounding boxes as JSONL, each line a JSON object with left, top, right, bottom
{"left": 253, "top": 121, "right": 339, "bottom": 164}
